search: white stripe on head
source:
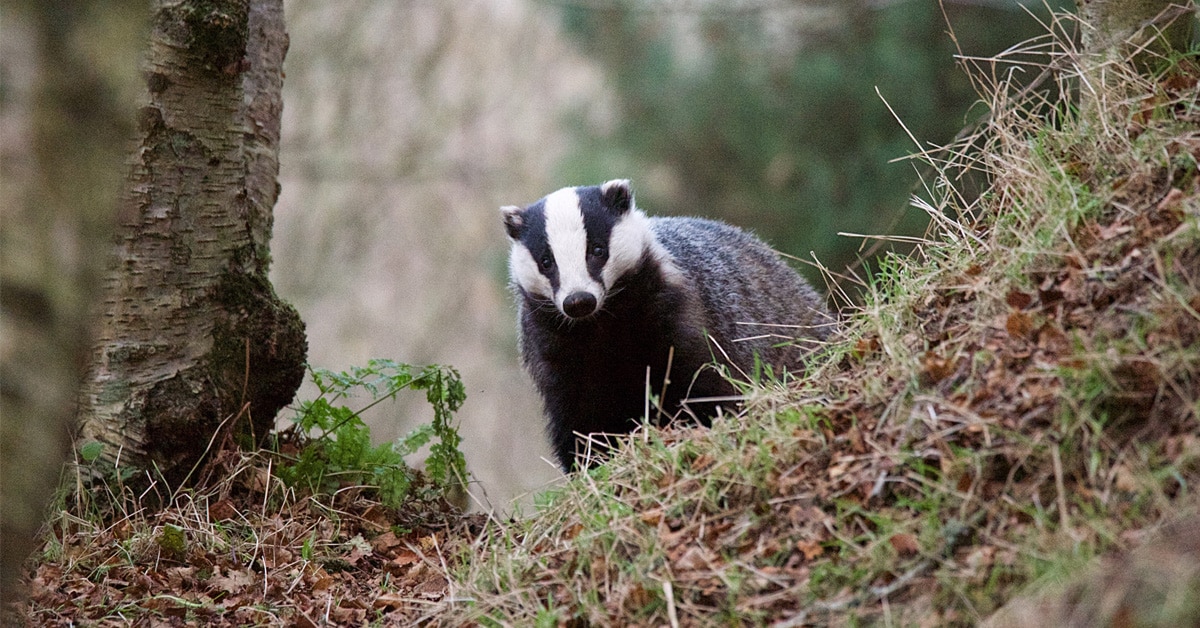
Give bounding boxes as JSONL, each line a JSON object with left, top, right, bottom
{"left": 508, "top": 245, "right": 551, "bottom": 298}
{"left": 603, "top": 207, "right": 652, "bottom": 289}
{"left": 543, "top": 187, "right": 603, "bottom": 312}
{"left": 599, "top": 190, "right": 681, "bottom": 289}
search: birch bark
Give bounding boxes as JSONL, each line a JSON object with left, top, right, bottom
{"left": 77, "top": 0, "right": 306, "bottom": 486}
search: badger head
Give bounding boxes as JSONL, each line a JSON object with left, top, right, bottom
{"left": 501, "top": 179, "right": 660, "bottom": 320}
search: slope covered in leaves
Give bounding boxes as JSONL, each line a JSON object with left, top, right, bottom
{"left": 14, "top": 363, "right": 482, "bottom": 627}
{"left": 22, "top": 463, "right": 480, "bottom": 627}
{"left": 431, "top": 34, "right": 1200, "bottom": 627}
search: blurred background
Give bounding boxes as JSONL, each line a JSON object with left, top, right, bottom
{"left": 1, "top": 0, "right": 1070, "bottom": 513}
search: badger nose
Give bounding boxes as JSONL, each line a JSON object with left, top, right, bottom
{"left": 562, "top": 292, "right": 598, "bottom": 319}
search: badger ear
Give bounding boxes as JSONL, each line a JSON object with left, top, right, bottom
{"left": 500, "top": 205, "right": 524, "bottom": 240}
{"left": 601, "top": 179, "right": 633, "bottom": 215}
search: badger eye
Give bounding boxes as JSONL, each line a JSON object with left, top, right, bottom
{"left": 539, "top": 254, "right": 555, "bottom": 270}
{"left": 590, "top": 244, "right": 607, "bottom": 258}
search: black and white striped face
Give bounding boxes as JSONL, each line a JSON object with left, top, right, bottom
{"left": 502, "top": 179, "right": 654, "bottom": 320}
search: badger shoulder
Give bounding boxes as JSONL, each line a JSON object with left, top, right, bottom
{"left": 647, "top": 216, "right": 833, "bottom": 372}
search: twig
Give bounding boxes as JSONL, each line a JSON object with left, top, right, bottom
{"left": 1051, "top": 445, "right": 1070, "bottom": 532}
{"left": 662, "top": 579, "right": 680, "bottom": 628}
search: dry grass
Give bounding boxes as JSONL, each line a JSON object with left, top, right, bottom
{"left": 10, "top": 12, "right": 1200, "bottom": 628}
{"left": 431, "top": 14, "right": 1200, "bottom": 628}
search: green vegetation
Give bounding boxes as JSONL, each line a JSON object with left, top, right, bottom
{"left": 275, "top": 359, "right": 468, "bottom": 509}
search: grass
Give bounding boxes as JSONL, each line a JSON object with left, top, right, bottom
{"left": 11, "top": 10, "right": 1200, "bottom": 628}
{"left": 428, "top": 14, "right": 1200, "bottom": 627}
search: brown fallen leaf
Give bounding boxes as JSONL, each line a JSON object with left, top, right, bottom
{"left": 373, "top": 591, "right": 408, "bottom": 611}
{"left": 371, "top": 530, "right": 403, "bottom": 553}
{"left": 307, "top": 565, "right": 334, "bottom": 593}
{"left": 1036, "top": 321, "right": 1070, "bottom": 354}
{"left": 1006, "top": 311, "right": 1035, "bottom": 340}
{"left": 209, "top": 498, "right": 238, "bottom": 521}
{"left": 854, "top": 335, "right": 881, "bottom": 359}
{"left": 796, "top": 539, "right": 825, "bottom": 561}
{"left": 889, "top": 533, "right": 921, "bottom": 557}
{"left": 1005, "top": 289, "right": 1034, "bottom": 310}
{"left": 391, "top": 550, "right": 419, "bottom": 568}
{"left": 210, "top": 568, "right": 256, "bottom": 595}
{"left": 921, "top": 351, "right": 956, "bottom": 386}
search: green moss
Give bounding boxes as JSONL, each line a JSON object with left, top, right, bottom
{"left": 96, "top": 379, "right": 132, "bottom": 406}
{"left": 208, "top": 269, "right": 307, "bottom": 449}
{"left": 157, "top": 525, "right": 187, "bottom": 561}
{"left": 120, "top": 270, "right": 305, "bottom": 490}
{"left": 155, "top": 0, "right": 249, "bottom": 76}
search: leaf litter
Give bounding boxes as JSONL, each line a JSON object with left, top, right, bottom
{"left": 15, "top": 447, "right": 485, "bottom": 627}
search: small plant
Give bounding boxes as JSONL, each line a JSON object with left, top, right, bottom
{"left": 274, "top": 359, "right": 468, "bottom": 509}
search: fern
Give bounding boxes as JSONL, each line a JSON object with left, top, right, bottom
{"left": 275, "top": 359, "right": 468, "bottom": 508}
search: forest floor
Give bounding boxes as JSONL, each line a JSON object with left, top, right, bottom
{"left": 10, "top": 23, "right": 1200, "bottom": 628}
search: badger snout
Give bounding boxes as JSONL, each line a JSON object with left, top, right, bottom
{"left": 561, "top": 291, "right": 599, "bottom": 319}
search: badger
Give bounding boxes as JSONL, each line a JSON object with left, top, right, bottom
{"left": 502, "top": 179, "right": 833, "bottom": 471}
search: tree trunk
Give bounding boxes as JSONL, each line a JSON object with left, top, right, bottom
{"left": 1074, "top": 0, "right": 1195, "bottom": 122}
{"left": 76, "top": 0, "right": 306, "bottom": 489}
{"left": 1075, "top": 0, "right": 1193, "bottom": 58}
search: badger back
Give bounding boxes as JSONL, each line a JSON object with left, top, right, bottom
{"left": 649, "top": 216, "right": 832, "bottom": 372}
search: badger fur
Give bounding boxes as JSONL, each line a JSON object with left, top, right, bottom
{"left": 502, "top": 179, "right": 832, "bottom": 471}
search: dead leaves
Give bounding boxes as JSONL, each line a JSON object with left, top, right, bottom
{"left": 21, "top": 484, "right": 480, "bottom": 627}
{"left": 795, "top": 538, "right": 825, "bottom": 561}
{"left": 794, "top": 119, "right": 1200, "bottom": 623}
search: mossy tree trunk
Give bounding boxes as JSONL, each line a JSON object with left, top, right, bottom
{"left": 76, "top": 0, "right": 307, "bottom": 488}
